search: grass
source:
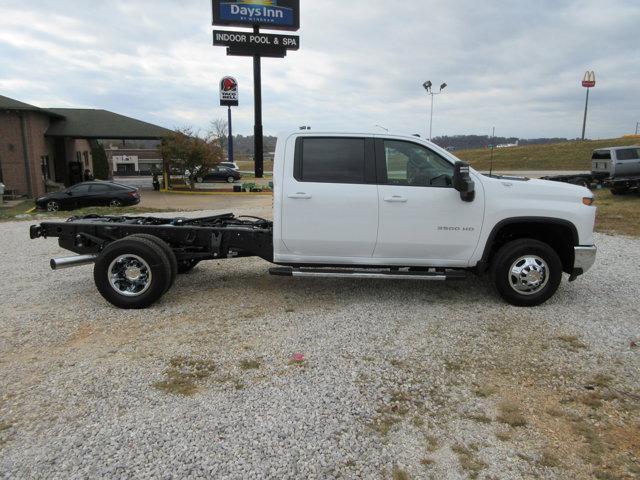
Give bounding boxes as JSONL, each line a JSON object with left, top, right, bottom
{"left": 465, "top": 413, "right": 492, "bottom": 424}
{"left": 152, "top": 356, "right": 216, "bottom": 396}
{"left": 594, "top": 188, "right": 640, "bottom": 237}
{"left": 0, "top": 200, "right": 173, "bottom": 222}
{"left": 452, "top": 444, "right": 488, "bottom": 479}
{"left": 497, "top": 401, "right": 527, "bottom": 427}
{"left": 391, "top": 465, "right": 411, "bottom": 480}
{"left": 474, "top": 385, "right": 498, "bottom": 398}
{"left": 239, "top": 359, "right": 260, "bottom": 370}
{"left": 539, "top": 449, "right": 561, "bottom": 468}
{"left": 455, "top": 136, "right": 640, "bottom": 171}
{"left": 556, "top": 335, "right": 589, "bottom": 352}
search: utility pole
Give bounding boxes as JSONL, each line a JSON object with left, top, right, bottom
{"left": 635, "top": 121, "right": 639, "bottom": 135}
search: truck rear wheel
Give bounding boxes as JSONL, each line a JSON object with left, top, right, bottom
{"left": 490, "top": 238, "right": 562, "bottom": 307}
{"left": 128, "top": 234, "right": 177, "bottom": 291}
{"left": 93, "top": 237, "right": 172, "bottom": 309}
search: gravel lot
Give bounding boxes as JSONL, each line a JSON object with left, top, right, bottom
{"left": 0, "top": 207, "right": 638, "bottom": 479}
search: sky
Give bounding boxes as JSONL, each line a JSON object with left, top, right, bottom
{"left": 0, "top": 0, "right": 638, "bottom": 139}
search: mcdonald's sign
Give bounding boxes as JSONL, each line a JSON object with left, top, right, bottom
{"left": 582, "top": 71, "right": 596, "bottom": 88}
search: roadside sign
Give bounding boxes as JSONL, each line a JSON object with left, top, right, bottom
{"left": 212, "top": 0, "right": 300, "bottom": 31}
{"left": 220, "top": 76, "right": 239, "bottom": 106}
{"left": 227, "top": 45, "right": 287, "bottom": 58}
{"left": 582, "top": 70, "right": 596, "bottom": 88}
{"left": 213, "top": 30, "right": 300, "bottom": 50}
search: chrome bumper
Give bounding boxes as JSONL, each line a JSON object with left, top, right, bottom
{"left": 570, "top": 245, "right": 597, "bottom": 281}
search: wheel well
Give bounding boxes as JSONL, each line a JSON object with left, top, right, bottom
{"left": 482, "top": 220, "right": 577, "bottom": 274}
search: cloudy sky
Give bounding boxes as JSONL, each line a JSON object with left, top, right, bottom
{"left": 1, "top": 0, "right": 638, "bottom": 139}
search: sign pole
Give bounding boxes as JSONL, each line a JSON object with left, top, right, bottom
{"left": 253, "top": 26, "right": 264, "bottom": 178}
{"left": 227, "top": 105, "right": 233, "bottom": 163}
{"left": 581, "top": 87, "right": 590, "bottom": 141}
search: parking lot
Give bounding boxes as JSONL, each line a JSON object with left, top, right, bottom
{"left": 1, "top": 205, "right": 638, "bottom": 479}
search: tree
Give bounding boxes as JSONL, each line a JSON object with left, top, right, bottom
{"left": 159, "top": 128, "right": 223, "bottom": 189}
{"left": 209, "top": 118, "right": 228, "bottom": 152}
{"left": 91, "top": 143, "right": 110, "bottom": 180}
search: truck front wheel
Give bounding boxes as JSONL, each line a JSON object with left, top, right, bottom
{"left": 93, "top": 237, "right": 172, "bottom": 309}
{"left": 490, "top": 239, "right": 562, "bottom": 307}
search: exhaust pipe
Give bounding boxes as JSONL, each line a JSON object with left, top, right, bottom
{"left": 50, "top": 254, "right": 98, "bottom": 270}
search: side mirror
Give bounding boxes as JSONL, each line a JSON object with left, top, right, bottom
{"left": 453, "top": 161, "right": 475, "bottom": 202}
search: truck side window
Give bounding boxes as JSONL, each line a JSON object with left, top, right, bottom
{"left": 383, "top": 140, "right": 453, "bottom": 187}
{"left": 295, "top": 138, "right": 366, "bottom": 184}
{"left": 616, "top": 148, "right": 640, "bottom": 160}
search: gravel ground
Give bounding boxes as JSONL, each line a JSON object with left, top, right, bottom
{"left": 0, "top": 209, "right": 639, "bottom": 480}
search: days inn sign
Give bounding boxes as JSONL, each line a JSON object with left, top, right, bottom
{"left": 212, "top": 0, "right": 300, "bottom": 31}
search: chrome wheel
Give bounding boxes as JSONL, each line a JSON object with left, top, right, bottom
{"left": 46, "top": 201, "right": 60, "bottom": 212}
{"left": 109, "top": 199, "right": 122, "bottom": 207}
{"left": 108, "top": 254, "right": 152, "bottom": 297}
{"left": 508, "top": 255, "right": 549, "bottom": 295}
{"left": 227, "top": 176, "right": 235, "bottom": 183}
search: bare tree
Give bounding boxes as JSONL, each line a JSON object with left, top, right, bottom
{"left": 209, "top": 118, "right": 228, "bottom": 152}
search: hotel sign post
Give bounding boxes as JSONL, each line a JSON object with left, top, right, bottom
{"left": 211, "top": 1, "right": 300, "bottom": 178}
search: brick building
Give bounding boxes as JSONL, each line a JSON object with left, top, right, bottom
{"left": 0, "top": 95, "right": 171, "bottom": 198}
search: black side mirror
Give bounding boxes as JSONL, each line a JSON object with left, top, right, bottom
{"left": 453, "top": 161, "right": 475, "bottom": 202}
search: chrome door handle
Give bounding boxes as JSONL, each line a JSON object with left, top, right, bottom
{"left": 287, "top": 192, "right": 311, "bottom": 199}
{"left": 383, "top": 195, "right": 408, "bottom": 203}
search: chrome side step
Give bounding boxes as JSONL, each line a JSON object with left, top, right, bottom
{"left": 269, "top": 267, "right": 466, "bottom": 281}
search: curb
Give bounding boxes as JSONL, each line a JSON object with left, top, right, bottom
{"left": 159, "top": 189, "right": 272, "bottom": 196}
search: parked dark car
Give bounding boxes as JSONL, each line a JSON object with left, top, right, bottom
{"left": 196, "top": 166, "right": 241, "bottom": 183}
{"left": 36, "top": 181, "right": 140, "bottom": 212}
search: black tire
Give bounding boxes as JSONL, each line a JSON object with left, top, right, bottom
{"left": 127, "top": 234, "right": 177, "bottom": 291}
{"left": 227, "top": 176, "right": 235, "bottom": 183}
{"left": 93, "top": 237, "right": 172, "bottom": 309}
{"left": 109, "top": 199, "right": 122, "bottom": 207}
{"left": 490, "top": 238, "right": 562, "bottom": 307}
{"left": 177, "top": 259, "right": 200, "bottom": 274}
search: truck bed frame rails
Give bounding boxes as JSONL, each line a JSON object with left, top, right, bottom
{"left": 30, "top": 213, "right": 274, "bottom": 263}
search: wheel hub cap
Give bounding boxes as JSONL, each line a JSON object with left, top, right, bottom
{"left": 108, "top": 255, "right": 152, "bottom": 297}
{"left": 508, "top": 255, "right": 549, "bottom": 295}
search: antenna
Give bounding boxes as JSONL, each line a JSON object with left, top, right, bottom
{"left": 489, "top": 126, "right": 495, "bottom": 177}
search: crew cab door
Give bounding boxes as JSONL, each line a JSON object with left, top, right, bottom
{"left": 280, "top": 136, "right": 378, "bottom": 261}
{"left": 373, "top": 139, "right": 484, "bottom": 265}
{"left": 613, "top": 148, "right": 640, "bottom": 176}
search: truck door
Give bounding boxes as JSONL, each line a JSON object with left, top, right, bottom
{"left": 613, "top": 148, "right": 640, "bottom": 176}
{"left": 373, "top": 139, "right": 484, "bottom": 265}
{"left": 280, "top": 136, "right": 379, "bottom": 260}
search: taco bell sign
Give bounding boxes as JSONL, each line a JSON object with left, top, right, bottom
{"left": 220, "top": 76, "right": 239, "bottom": 107}
{"left": 212, "top": 0, "right": 300, "bottom": 31}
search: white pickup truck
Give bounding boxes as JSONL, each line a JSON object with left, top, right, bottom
{"left": 30, "top": 131, "right": 597, "bottom": 309}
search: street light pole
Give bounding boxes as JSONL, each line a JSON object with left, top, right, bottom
{"left": 429, "top": 93, "right": 434, "bottom": 141}
{"left": 423, "top": 81, "right": 447, "bottom": 141}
